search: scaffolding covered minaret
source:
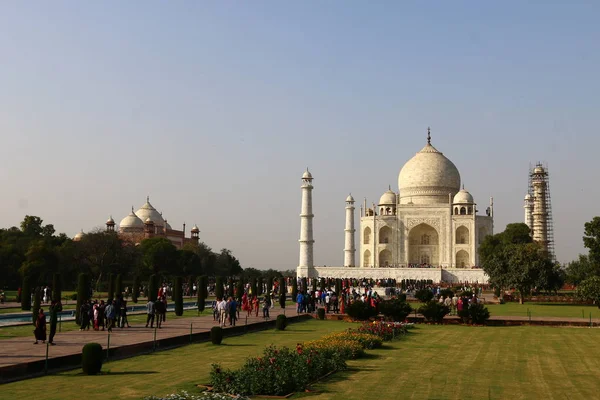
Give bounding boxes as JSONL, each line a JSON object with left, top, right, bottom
{"left": 527, "top": 163, "right": 555, "bottom": 260}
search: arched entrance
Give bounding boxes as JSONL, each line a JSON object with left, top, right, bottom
{"left": 408, "top": 223, "right": 439, "bottom": 266}
{"left": 363, "top": 250, "right": 371, "bottom": 267}
{"left": 379, "top": 226, "right": 392, "bottom": 244}
{"left": 456, "top": 250, "right": 469, "bottom": 268}
{"left": 456, "top": 226, "right": 469, "bottom": 244}
{"left": 379, "top": 249, "right": 392, "bottom": 267}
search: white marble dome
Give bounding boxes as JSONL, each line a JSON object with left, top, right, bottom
{"left": 398, "top": 137, "right": 461, "bottom": 205}
{"left": 346, "top": 194, "right": 355, "bottom": 202}
{"left": 136, "top": 198, "right": 165, "bottom": 227}
{"left": 453, "top": 189, "right": 474, "bottom": 204}
{"left": 119, "top": 209, "right": 144, "bottom": 230}
{"left": 302, "top": 169, "right": 313, "bottom": 179}
{"left": 74, "top": 230, "right": 85, "bottom": 241}
{"left": 379, "top": 189, "right": 397, "bottom": 205}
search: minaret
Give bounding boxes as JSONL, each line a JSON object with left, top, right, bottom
{"left": 524, "top": 194, "right": 533, "bottom": 232}
{"left": 531, "top": 164, "right": 548, "bottom": 251}
{"left": 297, "top": 168, "right": 314, "bottom": 278}
{"left": 344, "top": 194, "right": 356, "bottom": 267}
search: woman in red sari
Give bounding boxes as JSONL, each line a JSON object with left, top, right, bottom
{"left": 252, "top": 295, "right": 259, "bottom": 317}
{"left": 242, "top": 292, "right": 250, "bottom": 316}
{"left": 34, "top": 308, "right": 46, "bottom": 344}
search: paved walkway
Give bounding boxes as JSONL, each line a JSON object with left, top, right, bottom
{"left": 0, "top": 305, "right": 300, "bottom": 368}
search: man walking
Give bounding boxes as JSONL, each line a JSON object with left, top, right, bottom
{"left": 105, "top": 300, "right": 115, "bottom": 333}
{"left": 145, "top": 298, "right": 155, "bottom": 328}
{"left": 48, "top": 300, "right": 62, "bottom": 345}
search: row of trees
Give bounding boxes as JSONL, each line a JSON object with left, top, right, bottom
{"left": 0, "top": 215, "right": 243, "bottom": 294}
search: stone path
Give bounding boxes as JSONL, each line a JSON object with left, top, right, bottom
{"left": 0, "top": 305, "right": 299, "bottom": 368}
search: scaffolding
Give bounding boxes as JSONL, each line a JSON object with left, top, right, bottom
{"left": 528, "top": 162, "right": 555, "bottom": 261}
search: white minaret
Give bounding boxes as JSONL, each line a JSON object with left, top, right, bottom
{"left": 297, "top": 168, "right": 314, "bottom": 278}
{"left": 344, "top": 194, "right": 356, "bottom": 267}
{"left": 531, "top": 165, "right": 548, "bottom": 251}
{"left": 524, "top": 194, "right": 533, "bottom": 232}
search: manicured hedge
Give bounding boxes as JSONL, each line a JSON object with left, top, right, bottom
{"left": 82, "top": 342, "right": 103, "bottom": 375}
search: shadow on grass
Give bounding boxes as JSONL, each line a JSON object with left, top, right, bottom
{"left": 221, "top": 343, "right": 256, "bottom": 347}
{"left": 60, "top": 371, "right": 159, "bottom": 377}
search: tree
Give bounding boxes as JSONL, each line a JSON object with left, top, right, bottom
{"left": 577, "top": 276, "right": 600, "bottom": 308}
{"left": 19, "top": 239, "right": 59, "bottom": 287}
{"left": 148, "top": 274, "right": 158, "bottom": 302}
{"left": 278, "top": 277, "right": 286, "bottom": 308}
{"left": 107, "top": 273, "right": 115, "bottom": 301}
{"left": 583, "top": 217, "right": 600, "bottom": 266}
{"left": 250, "top": 277, "right": 257, "bottom": 297}
{"left": 214, "top": 249, "right": 242, "bottom": 277}
{"left": 115, "top": 274, "right": 123, "bottom": 299}
{"left": 32, "top": 287, "right": 42, "bottom": 324}
{"left": 236, "top": 279, "right": 244, "bottom": 301}
{"left": 21, "top": 275, "right": 31, "bottom": 311}
{"left": 266, "top": 276, "right": 274, "bottom": 295}
{"left": 20, "top": 215, "right": 45, "bottom": 237}
{"left": 198, "top": 275, "right": 208, "bottom": 312}
{"left": 291, "top": 278, "right": 298, "bottom": 302}
{"left": 140, "top": 237, "right": 178, "bottom": 276}
{"left": 52, "top": 273, "right": 62, "bottom": 303}
{"left": 257, "top": 276, "right": 263, "bottom": 296}
{"left": 75, "top": 273, "right": 90, "bottom": 325}
{"left": 132, "top": 275, "right": 140, "bottom": 303}
{"left": 301, "top": 277, "right": 308, "bottom": 293}
{"left": 174, "top": 276, "right": 183, "bottom": 316}
{"left": 177, "top": 249, "right": 202, "bottom": 279}
{"left": 215, "top": 276, "right": 224, "bottom": 300}
{"left": 566, "top": 255, "right": 600, "bottom": 285}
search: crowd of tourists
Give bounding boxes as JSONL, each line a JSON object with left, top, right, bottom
{"left": 78, "top": 295, "right": 131, "bottom": 332}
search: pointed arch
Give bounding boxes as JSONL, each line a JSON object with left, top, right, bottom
{"left": 379, "top": 226, "right": 392, "bottom": 244}
{"left": 363, "top": 227, "right": 371, "bottom": 244}
{"left": 456, "top": 226, "right": 470, "bottom": 245}
{"left": 363, "top": 250, "right": 371, "bottom": 267}
{"left": 379, "top": 249, "right": 392, "bottom": 267}
{"left": 456, "top": 250, "right": 469, "bottom": 268}
{"left": 408, "top": 223, "right": 439, "bottom": 266}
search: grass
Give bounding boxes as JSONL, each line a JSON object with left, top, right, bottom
{"left": 0, "top": 309, "right": 211, "bottom": 340}
{"left": 0, "top": 319, "right": 353, "bottom": 400}
{"left": 486, "top": 302, "right": 599, "bottom": 319}
{"left": 304, "top": 325, "right": 600, "bottom": 400}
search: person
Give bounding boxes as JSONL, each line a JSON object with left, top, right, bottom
{"left": 145, "top": 298, "right": 155, "bottom": 328}
{"left": 120, "top": 299, "right": 130, "bottom": 328}
{"left": 155, "top": 298, "right": 166, "bottom": 328}
{"left": 105, "top": 300, "right": 115, "bottom": 333}
{"left": 80, "top": 302, "right": 90, "bottom": 331}
{"left": 34, "top": 308, "right": 47, "bottom": 344}
{"left": 228, "top": 297, "right": 237, "bottom": 326}
{"left": 114, "top": 295, "right": 122, "bottom": 328}
{"left": 252, "top": 295, "right": 259, "bottom": 317}
{"left": 262, "top": 295, "right": 270, "bottom": 319}
{"left": 48, "top": 300, "right": 62, "bottom": 345}
{"left": 98, "top": 300, "right": 106, "bottom": 331}
{"left": 93, "top": 303, "right": 99, "bottom": 330}
{"left": 217, "top": 298, "right": 227, "bottom": 328}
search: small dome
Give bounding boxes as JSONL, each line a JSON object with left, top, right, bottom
{"left": 453, "top": 189, "right": 474, "bottom": 204}
{"left": 145, "top": 217, "right": 154, "bottom": 224}
{"left": 119, "top": 209, "right": 144, "bottom": 230}
{"left": 302, "top": 169, "right": 313, "bottom": 179}
{"left": 74, "top": 230, "right": 85, "bottom": 241}
{"left": 136, "top": 197, "right": 165, "bottom": 227}
{"left": 106, "top": 216, "right": 115, "bottom": 224}
{"left": 524, "top": 194, "right": 532, "bottom": 200}
{"left": 378, "top": 189, "right": 397, "bottom": 205}
{"left": 346, "top": 194, "right": 355, "bottom": 202}
{"left": 191, "top": 224, "right": 200, "bottom": 233}
{"left": 165, "top": 220, "right": 172, "bottom": 230}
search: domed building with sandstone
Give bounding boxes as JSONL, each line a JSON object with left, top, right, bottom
{"left": 296, "top": 128, "right": 493, "bottom": 283}
{"left": 74, "top": 196, "right": 200, "bottom": 249}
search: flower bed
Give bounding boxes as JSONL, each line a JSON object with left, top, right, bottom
{"left": 357, "top": 321, "right": 411, "bottom": 341}
{"left": 145, "top": 391, "right": 248, "bottom": 400}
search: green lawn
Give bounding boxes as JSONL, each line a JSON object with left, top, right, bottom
{"left": 0, "top": 309, "right": 211, "bottom": 340}
{"left": 0, "top": 319, "right": 353, "bottom": 400}
{"left": 486, "top": 302, "right": 599, "bottom": 319}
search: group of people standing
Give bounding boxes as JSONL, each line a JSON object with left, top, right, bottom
{"left": 33, "top": 300, "right": 62, "bottom": 345}
{"left": 80, "top": 295, "right": 131, "bottom": 333}
{"left": 145, "top": 296, "right": 167, "bottom": 328}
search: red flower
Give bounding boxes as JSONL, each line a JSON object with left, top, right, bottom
{"left": 269, "top": 357, "right": 275, "bottom": 364}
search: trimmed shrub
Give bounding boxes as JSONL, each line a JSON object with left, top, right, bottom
{"left": 291, "top": 279, "right": 298, "bottom": 303}
{"left": 379, "top": 298, "right": 412, "bottom": 322}
{"left": 215, "top": 276, "right": 224, "bottom": 300}
{"left": 81, "top": 342, "right": 103, "bottom": 375}
{"left": 132, "top": 275, "right": 139, "bottom": 303}
{"left": 21, "top": 277, "right": 31, "bottom": 311}
{"left": 148, "top": 274, "right": 158, "bottom": 302}
{"left": 398, "top": 293, "right": 407, "bottom": 302}
{"left": 346, "top": 301, "right": 377, "bottom": 321}
{"left": 236, "top": 279, "right": 244, "bottom": 301}
{"left": 467, "top": 303, "right": 491, "bottom": 325}
{"left": 440, "top": 289, "right": 454, "bottom": 299}
{"left": 198, "top": 275, "right": 207, "bottom": 312}
{"left": 250, "top": 277, "right": 257, "bottom": 297}
{"left": 493, "top": 287, "right": 501, "bottom": 298}
{"left": 276, "top": 314, "right": 287, "bottom": 330}
{"left": 115, "top": 274, "right": 123, "bottom": 299}
{"left": 415, "top": 289, "right": 434, "bottom": 303}
{"left": 301, "top": 277, "right": 308, "bottom": 293}
{"left": 174, "top": 276, "right": 183, "bottom": 316}
{"left": 211, "top": 326, "right": 223, "bottom": 345}
{"left": 52, "top": 273, "right": 62, "bottom": 303}
{"left": 319, "top": 277, "right": 326, "bottom": 292}
{"left": 418, "top": 301, "right": 450, "bottom": 323}
{"left": 317, "top": 307, "right": 326, "bottom": 320}
{"left": 266, "top": 276, "right": 274, "bottom": 295}
{"left": 32, "top": 287, "right": 41, "bottom": 324}
{"left": 278, "top": 277, "right": 285, "bottom": 309}
{"left": 257, "top": 276, "right": 263, "bottom": 296}
{"left": 70, "top": 293, "right": 78, "bottom": 301}
{"left": 107, "top": 273, "right": 114, "bottom": 301}
{"left": 75, "top": 273, "right": 89, "bottom": 325}
{"left": 460, "top": 290, "right": 473, "bottom": 298}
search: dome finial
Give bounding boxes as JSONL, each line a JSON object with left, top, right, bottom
{"left": 146, "top": 195, "right": 150, "bottom": 202}
{"left": 427, "top": 127, "right": 431, "bottom": 145}
{"left": 388, "top": 184, "right": 391, "bottom": 191}
{"left": 462, "top": 184, "right": 465, "bottom": 190}
{"left": 131, "top": 206, "right": 134, "bottom": 213}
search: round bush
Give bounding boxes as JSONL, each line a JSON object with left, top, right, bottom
{"left": 81, "top": 343, "right": 103, "bottom": 375}
{"left": 346, "top": 301, "right": 377, "bottom": 321}
{"left": 418, "top": 301, "right": 450, "bottom": 323}
{"left": 379, "top": 298, "right": 412, "bottom": 322}
{"left": 317, "top": 308, "right": 326, "bottom": 320}
{"left": 398, "top": 293, "right": 407, "bottom": 302}
{"left": 276, "top": 314, "right": 287, "bottom": 330}
{"left": 210, "top": 326, "right": 223, "bottom": 345}
{"left": 414, "top": 289, "right": 434, "bottom": 303}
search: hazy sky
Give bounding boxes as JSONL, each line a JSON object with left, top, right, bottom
{"left": 1, "top": 2, "right": 598, "bottom": 269}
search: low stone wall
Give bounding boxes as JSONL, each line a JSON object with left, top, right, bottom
{"left": 301, "top": 266, "right": 488, "bottom": 284}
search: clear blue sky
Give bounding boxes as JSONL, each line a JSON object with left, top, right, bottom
{"left": 1, "top": 2, "right": 598, "bottom": 268}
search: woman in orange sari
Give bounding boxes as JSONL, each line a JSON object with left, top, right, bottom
{"left": 252, "top": 295, "right": 259, "bottom": 317}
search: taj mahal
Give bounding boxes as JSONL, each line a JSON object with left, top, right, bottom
{"left": 297, "top": 129, "right": 492, "bottom": 283}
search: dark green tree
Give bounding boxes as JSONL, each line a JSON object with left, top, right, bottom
{"left": 148, "top": 274, "right": 158, "bottom": 302}
{"left": 257, "top": 276, "right": 263, "bottom": 296}
{"left": 565, "top": 255, "right": 599, "bottom": 285}
{"left": 278, "top": 277, "right": 286, "bottom": 308}
{"left": 250, "top": 277, "right": 258, "bottom": 297}
{"left": 301, "top": 277, "right": 308, "bottom": 293}
{"left": 236, "top": 279, "right": 244, "bottom": 301}
{"left": 214, "top": 249, "right": 242, "bottom": 277}
{"left": 132, "top": 275, "right": 140, "bottom": 303}
{"left": 291, "top": 278, "right": 298, "bottom": 302}
{"left": 215, "top": 276, "right": 224, "bottom": 300}
{"left": 174, "top": 276, "right": 183, "bottom": 316}
{"left": 577, "top": 276, "right": 600, "bottom": 308}
{"left": 52, "top": 273, "right": 62, "bottom": 303}
{"left": 583, "top": 217, "right": 600, "bottom": 266}
{"left": 32, "top": 287, "right": 42, "bottom": 324}
{"left": 266, "top": 276, "right": 274, "bottom": 295}
{"left": 21, "top": 275, "right": 31, "bottom": 311}
{"left": 140, "top": 237, "right": 178, "bottom": 276}
{"left": 75, "top": 273, "right": 90, "bottom": 325}
{"left": 115, "top": 274, "right": 123, "bottom": 299}
{"left": 198, "top": 275, "right": 208, "bottom": 312}
{"left": 335, "top": 278, "right": 342, "bottom": 295}
{"left": 312, "top": 278, "right": 317, "bottom": 292}
{"left": 107, "top": 273, "right": 114, "bottom": 301}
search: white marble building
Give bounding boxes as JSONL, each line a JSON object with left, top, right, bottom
{"left": 297, "top": 129, "right": 492, "bottom": 283}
